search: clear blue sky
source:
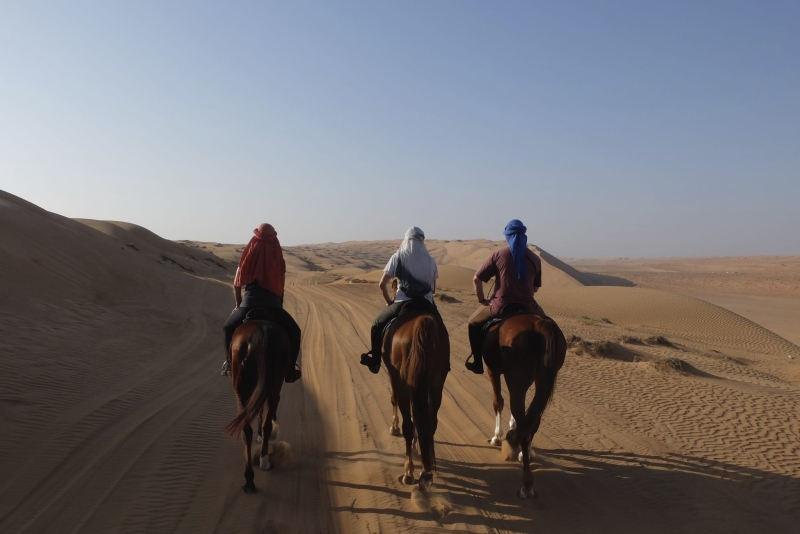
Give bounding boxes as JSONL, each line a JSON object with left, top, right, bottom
{"left": 1, "top": 1, "right": 798, "bottom": 257}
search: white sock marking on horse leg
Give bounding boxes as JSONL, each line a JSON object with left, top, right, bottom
{"left": 509, "top": 414, "right": 517, "bottom": 431}
{"left": 256, "top": 433, "right": 262, "bottom": 443}
{"left": 259, "top": 455, "right": 271, "bottom": 471}
{"left": 490, "top": 412, "right": 503, "bottom": 446}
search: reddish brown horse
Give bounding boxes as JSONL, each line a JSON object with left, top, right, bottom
{"left": 383, "top": 302, "right": 450, "bottom": 493}
{"left": 482, "top": 313, "right": 566, "bottom": 499}
{"left": 224, "top": 318, "right": 291, "bottom": 493}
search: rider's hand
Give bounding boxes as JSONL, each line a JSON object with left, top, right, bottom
{"left": 480, "top": 298, "right": 490, "bottom": 306}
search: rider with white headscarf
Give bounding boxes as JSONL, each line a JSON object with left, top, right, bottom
{"left": 360, "top": 226, "right": 440, "bottom": 374}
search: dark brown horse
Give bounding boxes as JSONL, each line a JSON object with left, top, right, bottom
{"left": 383, "top": 301, "right": 450, "bottom": 494}
{"left": 224, "top": 319, "right": 291, "bottom": 493}
{"left": 482, "top": 313, "right": 566, "bottom": 499}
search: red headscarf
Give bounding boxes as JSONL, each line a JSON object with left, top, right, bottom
{"left": 234, "top": 223, "right": 285, "bottom": 297}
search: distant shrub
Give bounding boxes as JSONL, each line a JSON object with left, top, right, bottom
{"left": 646, "top": 336, "right": 674, "bottom": 347}
{"left": 593, "top": 340, "right": 615, "bottom": 356}
{"left": 619, "top": 335, "right": 642, "bottom": 344}
{"left": 566, "top": 335, "right": 583, "bottom": 347}
{"left": 652, "top": 357, "right": 688, "bottom": 374}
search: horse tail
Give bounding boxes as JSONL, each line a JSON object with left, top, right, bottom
{"left": 521, "top": 317, "right": 567, "bottom": 434}
{"left": 406, "top": 315, "right": 437, "bottom": 472}
{"left": 225, "top": 323, "right": 273, "bottom": 437}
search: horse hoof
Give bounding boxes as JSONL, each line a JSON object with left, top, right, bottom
{"left": 402, "top": 475, "right": 416, "bottom": 486}
{"left": 259, "top": 455, "right": 272, "bottom": 471}
{"left": 390, "top": 426, "right": 402, "bottom": 437}
{"left": 518, "top": 451, "right": 524, "bottom": 462}
{"left": 243, "top": 483, "right": 257, "bottom": 493}
{"left": 269, "top": 423, "right": 279, "bottom": 441}
{"left": 419, "top": 472, "right": 433, "bottom": 491}
{"left": 490, "top": 436, "right": 502, "bottom": 446}
{"left": 518, "top": 487, "right": 536, "bottom": 499}
{"left": 256, "top": 433, "right": 262, "bottom": 444}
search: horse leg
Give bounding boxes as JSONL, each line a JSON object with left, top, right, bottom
{"left": 430, "top": 384, "right": 444, "bottom": 436}
{"left": 488, "top": 371, "right": 505, "bottom": 446}
{"left": 390, "top": 389, "right": 402, "bottom": 436}
{"left": 398, "top": 389, "right": 416, "bottom": 485}
{"left": 517, "top": 372, "right": 557, "bottom": 498}
{"left": 242, "top": 424, "right": 256, "bottom": 493}
{"left": 503, "top": 384, "right": 528, "bottom": 478}
{"left": 256, "top": 409, "right": 264, "bottom": 443}
{"left": 259, "top": 398, "right": 275, "bottom": 471}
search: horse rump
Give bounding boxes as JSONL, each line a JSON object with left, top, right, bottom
{"left": 225, "top": 322, "right": 286, "bottom": 437}
{"left": 407, "top": 315, "right": 437, "bottom": 472}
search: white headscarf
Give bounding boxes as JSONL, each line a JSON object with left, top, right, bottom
{"left": 397, "top": 226, "right": 434, "bottom": 284}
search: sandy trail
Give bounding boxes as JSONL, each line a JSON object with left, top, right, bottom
{"left": 2, "top": 190, "right": 799, "bottom": 533}
{"left": 2, "top": 272, "right": 799, "bottom": 532}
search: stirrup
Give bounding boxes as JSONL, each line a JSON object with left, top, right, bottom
{"left": 465, "top": 355, "right": 484, "bottom": 375}
{"left": 285, "top": 366, "right": 302, "bottom": 383}
{"left": 359, "top": 352, "right": 373, "bottom": 367}
{"left": 360, "top": 352, "right": 381, "bottom": 374}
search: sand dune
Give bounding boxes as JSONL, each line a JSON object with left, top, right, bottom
{"left": 2, "top": 190, "right": 799, "bottom": 533}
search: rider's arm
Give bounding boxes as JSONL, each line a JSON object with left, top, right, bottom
{"left": 379, "top": 272, "right": 393, "bottom": 306}
{"left": 233, "top": 267, "right": 243, "bottom": 307}
{"left": 474, "top": 276, "right": 489, "bottom": 306}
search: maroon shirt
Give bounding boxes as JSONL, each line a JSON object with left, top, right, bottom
{"left": 475, "top": 247, "right": 542, "bottom": 315}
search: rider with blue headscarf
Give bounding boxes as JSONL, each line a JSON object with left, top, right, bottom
{"left": 465, "top": 220, "right": 546, "bottom": 374}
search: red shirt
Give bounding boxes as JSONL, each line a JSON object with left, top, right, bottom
{"left": 475, "top": 247, "right": 542, "bottom": 315}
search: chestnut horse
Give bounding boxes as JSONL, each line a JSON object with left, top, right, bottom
{"left": 224, "top": 318, "right": 291, "bottom": 493}
{"left": 383, "top": 301, "right": 450, "bottom": 493}
{"left": 482, "top": 313, "right": 566, "bottom": 499}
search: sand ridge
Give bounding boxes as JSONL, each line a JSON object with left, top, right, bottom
{"left": 2, "top": 190, "right": 799, "bottom": 532}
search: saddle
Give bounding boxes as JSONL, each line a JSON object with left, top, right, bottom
{"left": 382, "top": 298, "right": 437, "bottom": 338}
{"left": 398, "top": 297, "right": 437, "bottom": 316}
{"left": 243, "top": 308, "right": 280, "bottom": 323}
{"left": 482, "top": 303, "right": 530, "bottom": 333}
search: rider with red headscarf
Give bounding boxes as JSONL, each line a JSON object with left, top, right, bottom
{"left": 221, "top": 223, "right": 302, "bottom": 383}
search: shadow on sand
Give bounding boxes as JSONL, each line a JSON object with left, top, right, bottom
{"left": 327, "top": 445, "right": 799, "bottom": 533}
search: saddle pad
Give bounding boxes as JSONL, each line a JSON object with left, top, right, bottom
{"left": 482, "top": 316, "right": 505, "bottom": 333}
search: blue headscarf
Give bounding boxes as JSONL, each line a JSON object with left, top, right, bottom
{"left": 503, "top": 219, "right": 528, "bottom": 281}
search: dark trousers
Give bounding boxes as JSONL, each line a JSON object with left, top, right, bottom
{"left": 224, "top": 307, "right": 302, "bottom": 365}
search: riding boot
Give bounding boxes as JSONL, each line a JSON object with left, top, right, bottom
{"left": 284, "top": 360, "right": 302, "bottom": 383}
{"left": 359, "top": 325, "right": 382, "bottom": 374}
{"left": 465, "top": 323, "right": 485, "bottom": 374}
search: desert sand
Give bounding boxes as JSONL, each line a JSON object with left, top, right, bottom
{"left": 2, "top": 190, "right": 799, "bottom": 533}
